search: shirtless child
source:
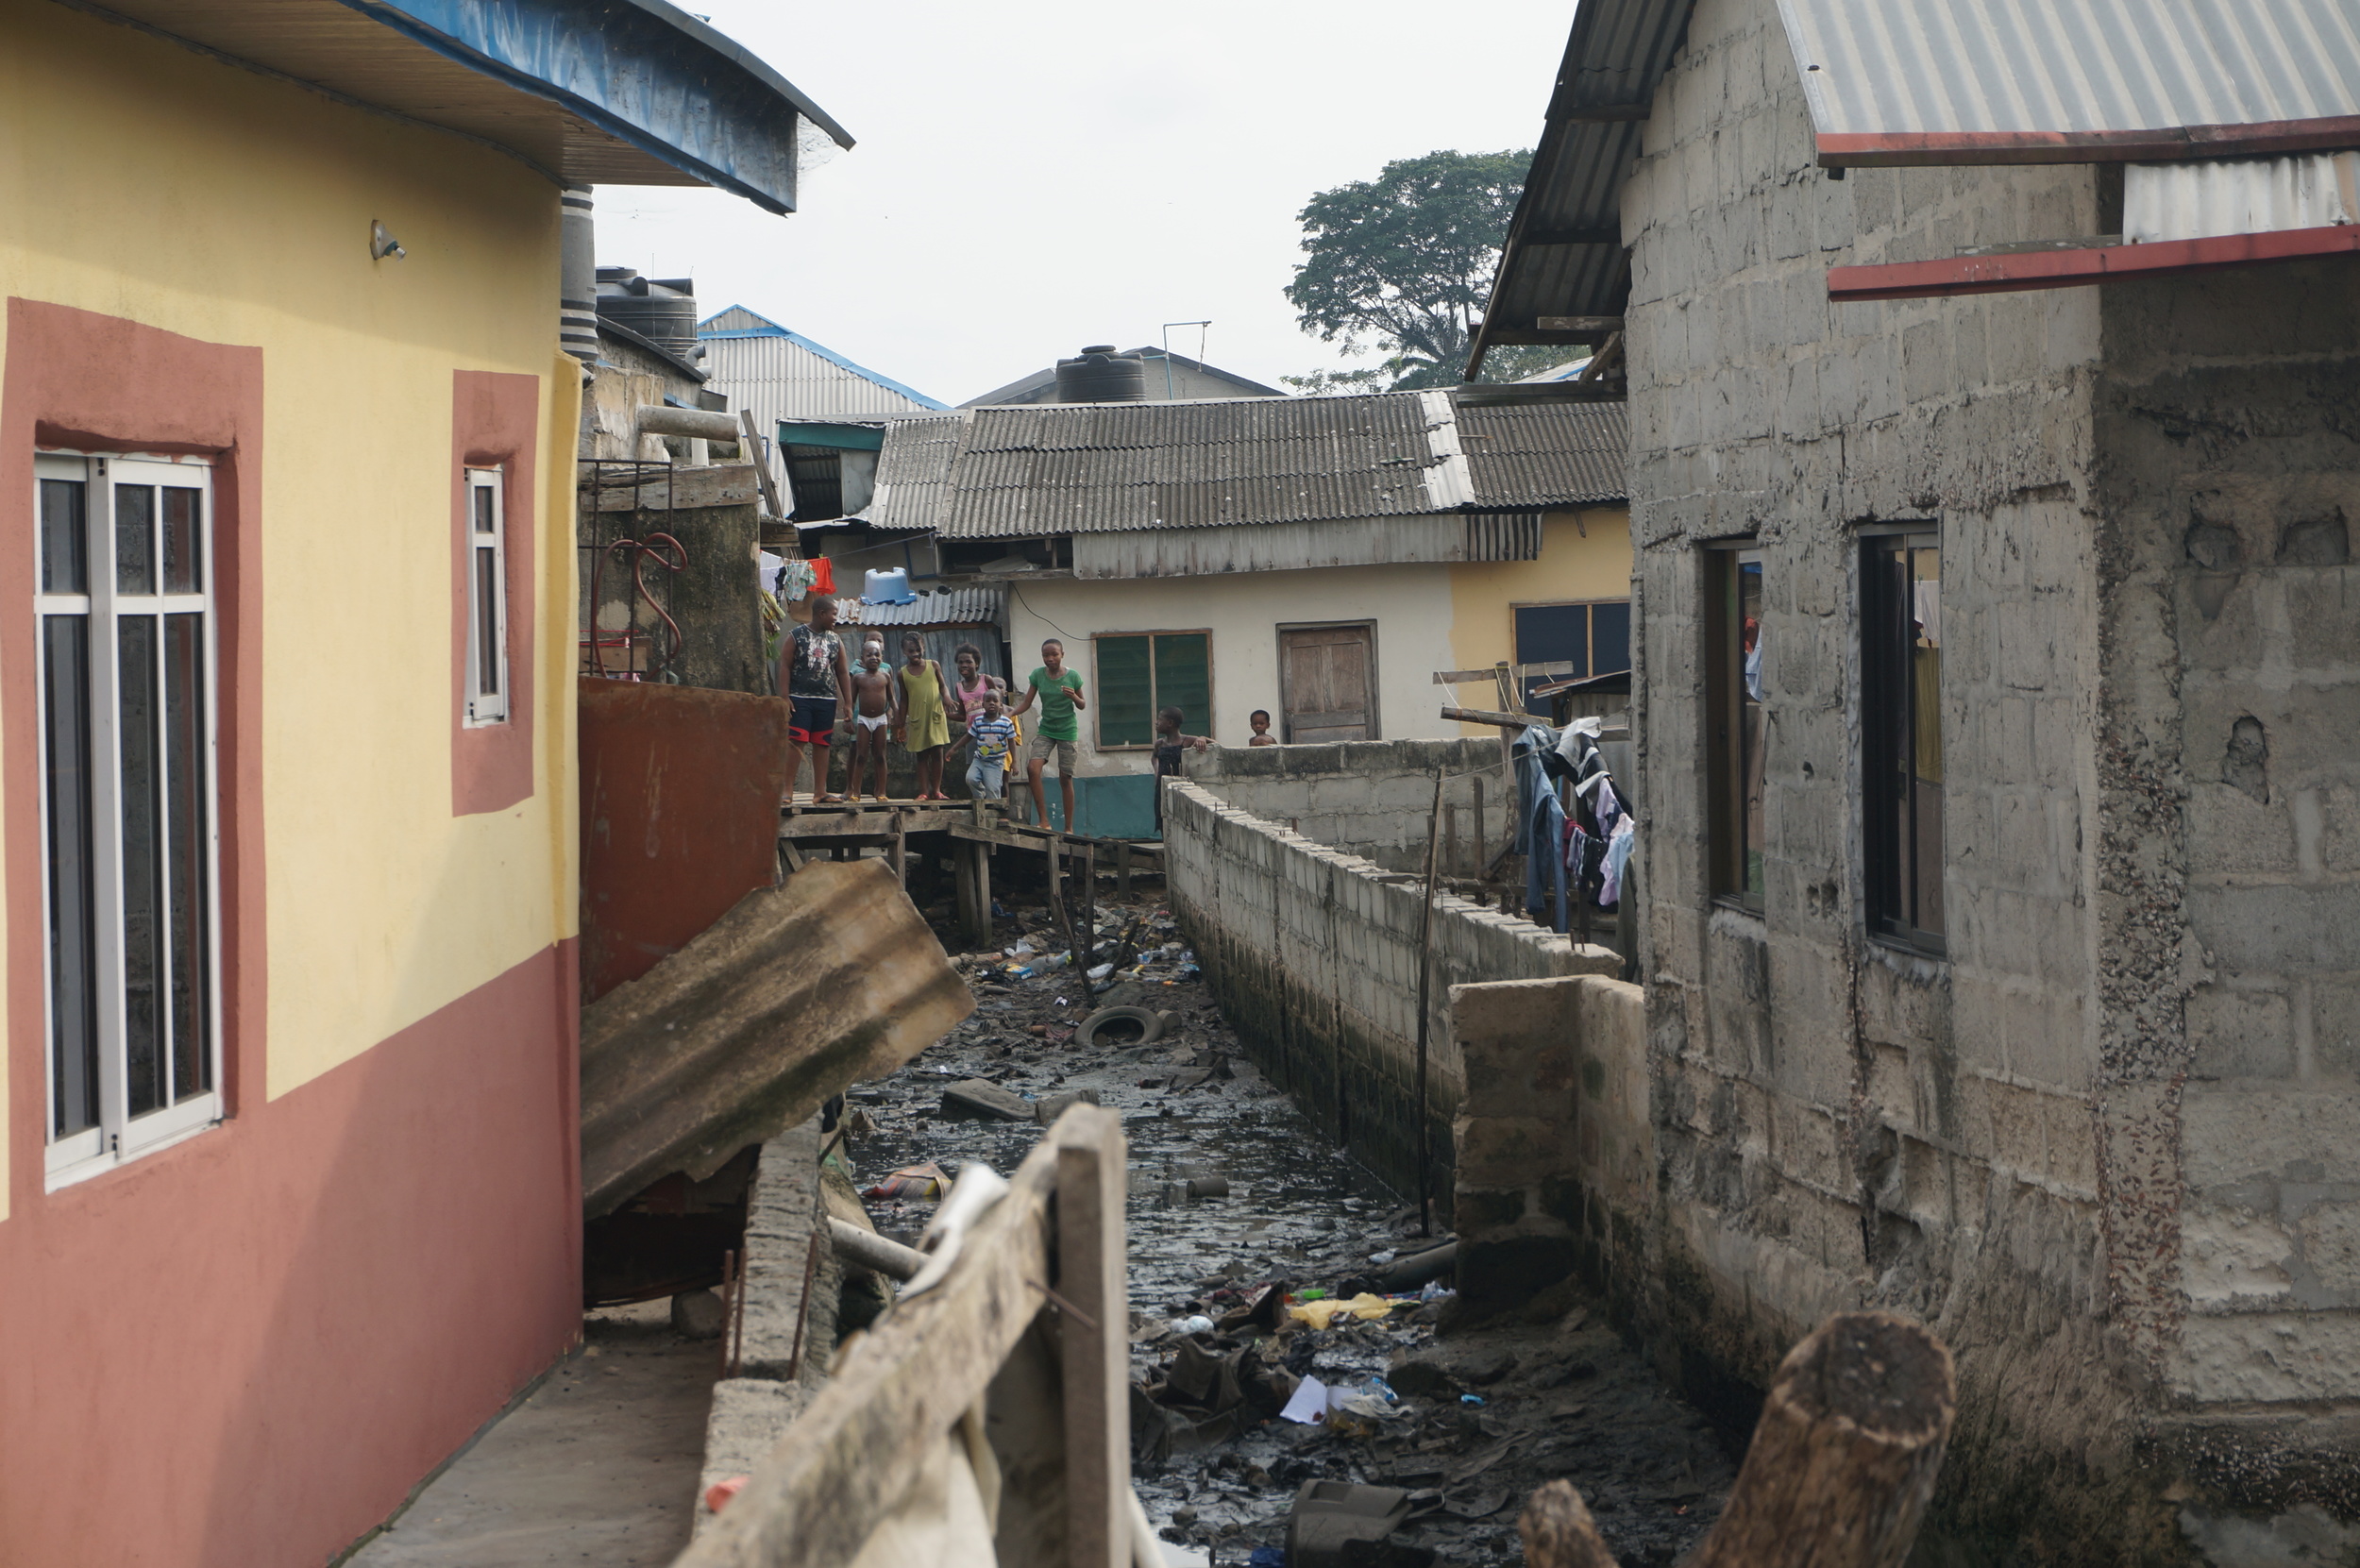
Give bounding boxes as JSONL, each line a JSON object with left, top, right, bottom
{"left": 848, "top": 636, "right": 899, "bottom": 801}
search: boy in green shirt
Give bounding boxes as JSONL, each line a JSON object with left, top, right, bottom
{"left": 1008, "top": 637, "right": 1087, "bottom": 829}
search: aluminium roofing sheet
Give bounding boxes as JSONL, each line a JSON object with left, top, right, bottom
{"left": 1779, "top": 0, "right": 2360, "bottom": 162}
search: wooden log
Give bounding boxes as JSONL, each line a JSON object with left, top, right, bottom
{"left": 1054, "top": 1108, "right": 1130, "bottom": 1567}
{"left": 1517, "top": 1313, "right": 1955, "bottom": 1568}
{"left": 1688, "top": 1312, "right": 1955, "bottom": 1568}
{"left": 1447, "top": 704, "right": 1542, "bottom": 729}
{"left": 1519, "top": 1481, "right": 1618, "bottom": 1568}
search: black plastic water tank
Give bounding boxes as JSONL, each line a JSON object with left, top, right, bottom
{"left": 1054, "top": 345, "right": 1148, "bottom": 402}
{"left": 596, "top": 268, "right": 699, "bottom": 354}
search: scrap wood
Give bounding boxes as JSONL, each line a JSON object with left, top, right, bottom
{"left": 579, "top": 858, "right": 974, "bottom": 1218}
{"left": 1517, "top": 1312, "right": 1955, "bottom": 1568}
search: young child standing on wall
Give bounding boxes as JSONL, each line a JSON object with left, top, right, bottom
{"left": 1247, "top": 709, "right": 1279, "bottom": 747}
{"left": 848, "top": 636, "right": 898, "bottom": 801}
{"left": 894, "top": 632, "right": 954, "bottom": 801}
{"left": 1153, "top": 706, "right": 1210, "bottom": 830}
{"left": 960, "top": 688, "right": 1017, "bottom": 800}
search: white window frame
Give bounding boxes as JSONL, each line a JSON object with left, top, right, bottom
{"left": 464, "top": 466, "right": 510, "bottom": 725}
{"left": 35, "top": 451, "right": 225, "bottom": 1189}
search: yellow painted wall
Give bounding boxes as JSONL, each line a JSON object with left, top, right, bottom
{"left": 1446, "top": 507, "right": 1632, "bottom": 727}
{"left": 0, "top": 2, "right": 580, "bottom": 1155}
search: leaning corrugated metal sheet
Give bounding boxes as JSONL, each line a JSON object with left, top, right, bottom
{"left": 1458, "top": 401, "right": 1629, "bottom": 507}
{"left": 579, "top": 860, "right": 974, "bottom": 1219}
{"left": 1778, "top": 0, "right": 2360, "bottom": 159}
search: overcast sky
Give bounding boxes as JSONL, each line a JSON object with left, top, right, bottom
{"left": 595, "top": 2, "right": 1575, "bottom": 407}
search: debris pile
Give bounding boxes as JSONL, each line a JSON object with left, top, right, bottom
{"left": 827, "top": 874, "right": 1735, "bottom": 1564}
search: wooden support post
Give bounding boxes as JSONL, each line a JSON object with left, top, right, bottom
{"left": 1116, "top": 841, "right": 1132, "bottom": 899}
{"left": 1047, "top": 833, "right": 1076, "bottom": 957}
{"left": 1412, "top": 767, "right": 1444, "bottom": 1238}
{"left": 890, "top": 828, "right": 906, "bottom": 887}
{"left": 954, "top": 839, "right": 993, "bottom": 947}
{"left": 1077, "top": 842, "right": 1096, "bottom": 969}
{"left": 1518, "top": 1313, "right": 1956, "bottom": 1568}
{"left": 1473, "top": 777, "right": 1487, "bottom": 886}
{"left": 1054, "top": 1108, "right": 1130, "bottom": 1568}
{"left": 1445, "top": 801, "right": 1459, "bottom": 881}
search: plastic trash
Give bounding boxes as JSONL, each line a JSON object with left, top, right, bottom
{"left": 1086, "top": 962, "right": 1114, "bottom": 982}
{"left": 1362, "top": 1375, "right": 1398, "bottom": 1403}
{"left": 1420, "top": 1279, "right": 1455, "bottom": 1302}
{"left": 1368, "top": 1249, "right": 1398, "bottom": 1266}
{"left": 1287, "top": 1292, "right": 1392, "bottom": 1330}
{"left": 1003, "top": 940, "right": 1035, "bottom": 957}
{"left": 1281, "top": 1374, "right": 1333, "bottom": 1424}
{"left": 1036, "top": 951, "right": 1072, "bottom": 971}
{"left": 1174, "top": 1314, "right": 1215, "bottom": 1336}
{"left": 866, "top": 1162, "right": 952, "bottom": 1201}
{"left": 861, "top": 566, "right": 917, "bottom": 604}
{"left": 1460, "top": 1393, "right": 1486, "bottom": 1407}
{"left": 703, "top": 1475, "right": 749, "bottom": 1513}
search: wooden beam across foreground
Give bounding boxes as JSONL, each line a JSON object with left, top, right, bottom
{"left": 1444, "top": 704, "right": 1630, "bottom": 740}
{"left": 676, "top": 1114, "right": 1066, "bottom": 1568}
{"left": 1521, "top": 1312, "right": 1956, "bottom": 1568}
{"left": 1432, "top": 661, "right": 1581, "bottom": 686}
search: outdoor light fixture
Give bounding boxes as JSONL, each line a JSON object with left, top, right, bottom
{"left": 370, "top": 220, "right": 406, "bottom": 261}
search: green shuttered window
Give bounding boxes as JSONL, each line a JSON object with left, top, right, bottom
{"left": 1092, "top": 631, "right": 1210, "bottom": 750}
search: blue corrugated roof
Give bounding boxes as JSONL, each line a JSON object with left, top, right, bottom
{"left": 697, "top": 307, "right": 950, "bottom": 410}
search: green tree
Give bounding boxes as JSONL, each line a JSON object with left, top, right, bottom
{"left": 1284, "top": 148, "right": 1536, "bottom": 391}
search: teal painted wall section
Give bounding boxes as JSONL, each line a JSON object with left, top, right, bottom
{"left": 1037, "top": 773, "right": 1158, "bottom": 839}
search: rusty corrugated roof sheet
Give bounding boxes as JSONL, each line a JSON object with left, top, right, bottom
{"left": 1457, "top": 401, "right": 1629, "bottom": 508}
{"left": 1468, "top": 0, "right": 1696, "bottom": 365}
{"left": 839, "top": 586, "right": 1005, "bottom": 627}
{"left": 867, "top": 391, "right": 1623, "bottom": 541}
{"left": 1782, "top": 0, "right": 2360, "bottom": 165}
{"left": 580, "top": 859, "right": 974, "bottom": 1219}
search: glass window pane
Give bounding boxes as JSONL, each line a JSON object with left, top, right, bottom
{"left": 116, "top": 483, "right": 157, "bottom": 594}
{"left": 40, "top": 478, "right": 88, "bottom": 595}
{"left": 1738, "top": 559, "right": 1764, "bottom": 903}
{"left": 119, "top": 615, "right": 165, "bottom": 1117}
{"left": 162, "top": 487, "right": 203, "bottom": 594}
{"left": 1592, "top": 600, "right": 1632, "bottom": 675}
{"left": 1514, "top": 603, "right": 1591, "bottom": 705}
{"left": 165, "top": 614, "right": 211, "bottom": 1103}
{"left": 1910, "top": 546, "right": 1943, "bottom": 936}
{"left": 475, "top": 547, "right": 501, "bottom": 697}
{"left": 1095, "top": 635, "right": 1153, "bottom": 747}
{"left": 1152, "top": 633, "right": 1211, "bottom": 733}
{"left": 475, "top": 484, "right": 497, "bottom": 538}
{"left": 43, "top": 615, "right": 98, "bottom": 1138}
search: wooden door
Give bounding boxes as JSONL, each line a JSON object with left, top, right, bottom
{"left": 1279, "top": 624, "right": 1374, "bottom": 742}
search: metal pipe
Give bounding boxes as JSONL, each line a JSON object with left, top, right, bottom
{"left": 829, "top": 1216, "right": 927, "bottom": 1282}
{"left": 636, "top": 404, "right": 741, "bottom": 441}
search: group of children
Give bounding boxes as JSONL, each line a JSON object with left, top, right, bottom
{"left": 777, "top": 597, "right": 1281, "bottom": 819}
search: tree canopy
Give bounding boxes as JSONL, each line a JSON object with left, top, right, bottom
{"left": 1283, "top": 148, "right": 1551, "bottom": 392}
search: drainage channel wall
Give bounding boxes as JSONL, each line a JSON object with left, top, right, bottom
{"left": 692, "top": 1119, "right": 839, "bottom": 1535}
{"left": 1161, "top": 780, "right": 1617, "bottom": 1213}
{"left": 1184, "top": 737, "right": 1509, "bottom": 877}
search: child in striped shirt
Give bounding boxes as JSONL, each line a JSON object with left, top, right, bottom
{"left": 960, "top": 689, "right": 1018, "bottom": 800}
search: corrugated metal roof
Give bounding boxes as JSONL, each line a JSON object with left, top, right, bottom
{"left": 85, "top": 0, "right": 848, "bottom": 215}
{"left": 1469, "top": 0, "right": 1696, "bottom": 364}
{"left": 2125, "top": 150, "right": 2360, "bottom": 240}
{"left": 960, "top": 350, "right": 1290, "bottom": 407}
{"left": 838, "top": 586, "right": 1005, "bottom": 627}
{"left": 1781, "top": 0, "right": 2360, "bottom": 163}
{"left": 867, "top": 391, "right": 1625, "bottom": 542}
{"left": 1457, "top": 401, "right": 1629, "bottom": 507}
{"left": 697, "top": 308, "right": 948, "bottom": 413}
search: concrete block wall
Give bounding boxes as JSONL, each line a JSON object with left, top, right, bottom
{"left": 1452, "top": 976, "right": 1651, "bottom": 1315}
{"left": 1618, "top": 0, "right": 2360, "bottom": 1547}
{"left": 694, "top": 1121, "right": 838, "bottom": 1534}
{"left": 2094, "top": 261, "right": 2360, "bottom": 1514}
{"left": 1161, "top": 781, "right": 1617, "bottom": 1209}
{"left": 1186, "top": 738, "right": 1515, "bottom": 876}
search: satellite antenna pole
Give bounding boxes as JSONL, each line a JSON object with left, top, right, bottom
{"left": 1160, "top": 320, "right": 1211, "bottom": 400}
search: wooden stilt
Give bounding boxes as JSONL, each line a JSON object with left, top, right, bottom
{"left": 1116, "top": 841, "right": 1132, "bottom": 899}
{"left": 1053, "top": 1110, "right": 1130, "bottom": 1568}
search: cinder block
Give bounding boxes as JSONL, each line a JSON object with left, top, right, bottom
{"left": 2187, "top": 985, "right": 2297, "bottom": 1080}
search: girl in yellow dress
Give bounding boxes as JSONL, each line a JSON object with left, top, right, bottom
{"left": 894, "top": 632, "right": 955, "bottom": 800}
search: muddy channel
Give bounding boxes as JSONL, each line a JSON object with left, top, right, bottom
{"left": 843, "top": 883, "right": 1735, "bottom": 1565}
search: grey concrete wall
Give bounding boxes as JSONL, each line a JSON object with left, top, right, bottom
{"left": 1451, "top": 975, "right": 1651, "bottom": 1315}
{"left": 1161, "top": 782, "right": 1616, "bottom": 1208}
{"left": 1620, "top": 0, "right": 2360, "bottom": 1549}
{"left": 2093, "top": 261, "right": 2360, "bottom": 1522}
{"left": 1187, "top": 737, "right": 1515, "bottom": 876}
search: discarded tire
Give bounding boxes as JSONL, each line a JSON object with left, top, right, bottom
{"left": 1076, "top": 1004, "right": 1168, "bottom": 1049}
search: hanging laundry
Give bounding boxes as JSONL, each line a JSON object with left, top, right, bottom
{"left": 1511, "top": 725, "right": 1556, "bottom": 855}
{"left": 1527, "top": 789, "right": 1569, "bottom": 933}
{"left": 1601, "top": 818, "right": 1636, "bottom": 908}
